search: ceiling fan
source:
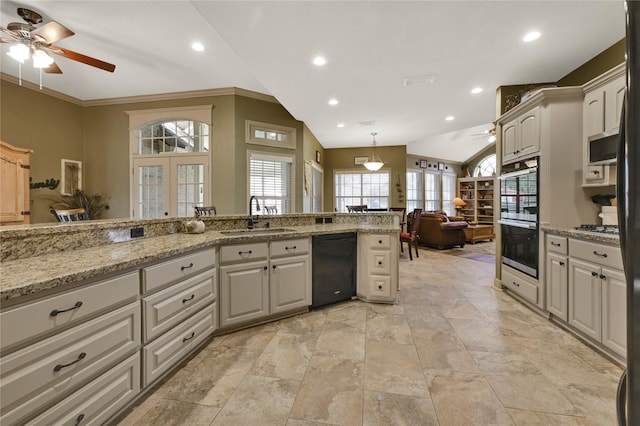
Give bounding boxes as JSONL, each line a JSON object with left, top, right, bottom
{"left": 471, "top": 126, "right": 497, "bottom": 143}
{"left": 0, "top": 7, "right": 115, "bottom": 74}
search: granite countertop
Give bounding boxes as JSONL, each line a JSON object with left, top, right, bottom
{"left": 541, "top": 224, "right": 620, "bottom": 246}
{"left": 0, "top": 223, "right": 397, "bottom": 303}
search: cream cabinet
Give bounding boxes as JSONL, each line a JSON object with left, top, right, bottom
{"left": 0, "top": 141, "right": 33, "bottom": 225}
{"left": 546, "top": 235, "right": 568, "bottom": 321}
{"left": 269, "top": 238, "right": 311, "bottom": 314}
{"left": 356, "top": 233, "right": 399, "bottom": 303}
{"left": 582, "top": 63, "right": 625, "bottom": 187}
{"left": 141, "top": 248, "right": 218, "bottom": 386}
{"left": 501, "top": 265, "right": 538, "bottom": 305}
{"left": 567, "top": 238, "right": 626, "bottom": 358}
{"left": 501, "top": 105, "right": 540, "bottom": 164}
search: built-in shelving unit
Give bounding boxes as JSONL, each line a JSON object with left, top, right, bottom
{"left": 457, "top": 176, "right": 496, "bottom": 225}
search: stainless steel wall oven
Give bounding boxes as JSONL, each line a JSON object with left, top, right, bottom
{"left": 498, "top": 157, "right": 539, "bottom": 278}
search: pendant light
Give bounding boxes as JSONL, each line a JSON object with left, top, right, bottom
{"left": 363, "top": 132, "right": 384, "bottom": 171}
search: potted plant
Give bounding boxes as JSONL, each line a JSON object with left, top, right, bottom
{"left": 48, "top": 189, "right": 110, "bottom": 220}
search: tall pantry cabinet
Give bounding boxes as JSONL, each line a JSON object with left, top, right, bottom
{"left": 0, "top": 141, "right": 33, "bottom": 225}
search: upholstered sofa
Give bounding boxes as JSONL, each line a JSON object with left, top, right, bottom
{"left": 416, "top": 210, "right": 468, "bottom": 249}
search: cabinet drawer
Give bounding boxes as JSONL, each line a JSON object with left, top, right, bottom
{"left": 368, "top": 251, "right": 391, "bottom": 275}
{"left": 25, "top": 354, "right": 140, "bottom": 426}
{"left": 270, "top": 238, "right": 310, "bottom": 257}
{"left": 369, "top": 234, "right": 391, "bottom": 249}
{"left": 143, "top": 302, "right": 216, "bottom": 386}
{"left": 546, "top": 235, "right": 567, "bottom": 254}
{"left": 142, "top": 248, "right": 215, "bottom": 293}
{"left": 0, "top": 303, "right": 140, "bottom": 426}
{"left": 0, "top": 271, "right": 139, "bottom": 352}
{"left": 220, "top": 242, "right": 268, "bottom": 264}
{"left": 569, "top": 239, "right": 623, "bottom": 269}
{"left": 143, "top": 269, "right": 216, "bottom": 342}
{"left": 369, "top": 275, "right": 392, "bottom": 299}
{"left": 501, "top": 268, "right": 538, "bottom": 304}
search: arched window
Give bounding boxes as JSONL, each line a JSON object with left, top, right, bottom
{"left": 474, "top": 154, "right": 496, "bottom": 177}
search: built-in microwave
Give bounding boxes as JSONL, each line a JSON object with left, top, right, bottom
{"left": 588, "top": 128, "right": 619, "bottom": 165}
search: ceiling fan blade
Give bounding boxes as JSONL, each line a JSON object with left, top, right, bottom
{"left": 30, "top": 21, "right": 74, "bottom": 44}
{"left": 44, "top": 61, "right": 62, "bottom": 74}
{"left": 50, "top": 46, "right": 115, "bottom": 72}
{"left": 0, "top": 26, "right": 20, "bottom": 40}
{"left": 1, "top": 37, "right": 18, "bottom": 44}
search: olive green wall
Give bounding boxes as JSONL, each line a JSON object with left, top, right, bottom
{"left": 324, "top": 145, "right": 407, "bottom": 211}
{"left": 0, "top": 80, "right": 84, "bottom": 223}
{"left": 302, "top": 125, "right": 325, "bottom": 211}
{"left": 557, "top": 38, "right": 625, "bottom": 86}
{"left": 234, "top": 96, "right": 305, "bottom": 213}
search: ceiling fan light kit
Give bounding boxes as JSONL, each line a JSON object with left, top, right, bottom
{"left": 1, "top": 7, "right": 116, "bottom": 89}
{"left": 363, "top": 132, "right": 385, "bottom": 172}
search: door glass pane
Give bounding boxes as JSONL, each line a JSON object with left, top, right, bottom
{"left": 138, "top": 165, "right": 164, "bottom": 218}
{"left": 177, "top": 164, "right": 204, "bottom": 217}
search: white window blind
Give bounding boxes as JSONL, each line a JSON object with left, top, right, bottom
{"left": 406, "top": 170, "right": 422, "bottom": 212}
{"left": 249, "top": 153, "right": 293, "bottom": 214}
{"left": 335, "top": 171, "right": 389, "bottom": 212}
{"left": 311, "top": 166, "right": 323, "bottom": 212}
{"left": 441, "top": 173, "right": 456, "bottom": 216}
{"left": 424, "top": 171, "right": 440, "bottom": 212}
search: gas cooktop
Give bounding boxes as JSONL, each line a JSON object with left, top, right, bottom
{"left": 575, "top": 224, "right": 620, "bottom": 234}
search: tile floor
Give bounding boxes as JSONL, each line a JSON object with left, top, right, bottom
{"left": 118, "top": 244, "right": 623, "bottom": 425}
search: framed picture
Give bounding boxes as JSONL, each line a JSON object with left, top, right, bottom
{"left": 419, "top": 159, "right": 428, "bottom": 169}
{"left": 354, "top": 156, "right": 368, "bottom": 165}
{"left": 61, "top": 159, "right": 82, "bottom": 195}
{"left": 438, "top": 162, "right": 445, "bottom": 171}
{"left": 316, "top": 150, "right": 321, "bottom": 163}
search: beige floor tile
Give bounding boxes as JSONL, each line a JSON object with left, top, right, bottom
{"left": 249, "top": 331, "right": 319, "bottom": 380}
{"left": 448, "top": 318, "right": 519, "bottom": 353}
{"left": 554, "top": 382, "right": 619, "bottom": 426}
{"left": 211, "top": 375, "right": 300, "bottom": 426}
{"left": 315, "top": 321, "right": 366, "bottom": 360}
{"left": 413, "top": 326, "right": 481, "bottom": 373}
{"left": 118, "top": 398, "right": 220, "bottom": 426}
{"left": 426, "top": 369, "right": 514, "bottom": 425}
{"left": 364, "top": 340, "right": 429, "bottom": 397}
{"left": 365, "top": 310, "right": 413, "bottom": 344}
{"left": 363, "top": 391, "right": 438, "bottom": 426}
{"left": 507, "top": 408, "right": 592, "bottom": 425}
{"left": 289, "top": 355, "right": 364, "bottom": 426}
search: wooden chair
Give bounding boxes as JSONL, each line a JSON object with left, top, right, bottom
{"left": 400, "top": 208, "right": 422, "bottom": 260}
{"left": 195, "top": 206, "right": 217, "bottom": 216}
{"left": 346, "top": 205, "right": 368, "bottom": 212}
{"left": 51, "top": 208, "right": 89, "bottom": 222}
{"left": 389, "top": 207, "right": 406, "bottom": 231}
{"left": 264, "top": 205, "right": 278, "bottom": 214}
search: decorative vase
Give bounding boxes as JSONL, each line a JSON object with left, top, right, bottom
{"left": 185, "top": 219, "right": 205, "bottom": 234}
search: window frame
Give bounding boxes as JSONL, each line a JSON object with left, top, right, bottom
{"left": 247, "top": 150, "right": 295, "bottom": 215}
{"left": 334, "top": 168, "right": 391, "bottom": 212}
{"left": 246, "top": 120, "right": 296, "bottom": 150}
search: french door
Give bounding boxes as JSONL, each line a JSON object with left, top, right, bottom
{"left": 132, "top": 155, "right": 209, "bottom": 218}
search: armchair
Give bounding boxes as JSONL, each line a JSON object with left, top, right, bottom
{"left": 417, "top": 210, "right": 468, "bottom": 249}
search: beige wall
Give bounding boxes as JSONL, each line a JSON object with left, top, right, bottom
{"left": 1, "top": 80, "right": 84, "bottom": 223}
{"left": 324, "top": 145, "right": 407, "bottom": 211}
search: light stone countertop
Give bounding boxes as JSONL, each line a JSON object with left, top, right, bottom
{"left": 0, "top": 223, "right": 397, "bottom": 304}
{"left": 541, "top": 224, "right": 620, "bottom": 246}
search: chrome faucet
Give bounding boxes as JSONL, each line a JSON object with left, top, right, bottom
{"left": 248, "top": 195, "right": 260, "bottom": 229}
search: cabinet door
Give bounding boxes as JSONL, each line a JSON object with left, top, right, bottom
{"left": 517, "top": 106, "right": 540, "bottom": 158}
{"left": 604, "top": 77, "right": 626, "bottom": 131}
{"left": 584, "top": 89, "right": 605, "bottom": 137}
{"left": 547, "top": 252, "right": 568, "bottom": 321}
{"left": 270, "top": 255, "right": 310, "bottom": 314}
{"left": 502, "top": 120, "right": 518, "bottom": 163}
{"left": 601, "top": 267, "right": 627, "bottom": 357}
{"left": 568, "top": 258, "right": 602, "bottom": 341}
{"left": 220, "top": 261, "right": 269, "bottom": 327}
{"left": 0, "top": 148, "right": 28, "bottom": 223}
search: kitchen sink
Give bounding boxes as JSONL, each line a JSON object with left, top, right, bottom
{"left": 219, "top": 228, "right": 293, "bottom": 236}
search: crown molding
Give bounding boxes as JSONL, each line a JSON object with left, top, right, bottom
{"left": 1, "top": 72, "right": 279, "bottom": 107}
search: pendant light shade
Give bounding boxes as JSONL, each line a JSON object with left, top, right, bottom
{"left": 363, "top": 132, "right": 384, "bottom": 171}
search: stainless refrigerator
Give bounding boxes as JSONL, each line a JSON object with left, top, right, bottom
{"left": 616, "top": 1, "right": 640, "bottom": 424}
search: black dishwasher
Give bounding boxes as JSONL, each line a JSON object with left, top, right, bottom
{"left": 311, "top": 232, "right": 357, "bottom": 308}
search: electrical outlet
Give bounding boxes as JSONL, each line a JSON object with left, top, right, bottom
{"left": 130, "top": 227, "right": 144, "bottom": 238}
{"left": 324, "top": 217, "right": 333, "bottom": 224}
{"left": 315, "top": 217, "right": 323, "bottom": 224}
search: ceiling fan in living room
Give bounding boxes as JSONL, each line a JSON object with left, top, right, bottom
{"left": 471, "top": 126, "right": 497, "bottom": 143}
{"left": 0, "top": 7, "right": 115, "bottom": 83}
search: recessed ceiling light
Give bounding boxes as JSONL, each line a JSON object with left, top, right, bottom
{"left": 328, "top": 99, "right": 339, "bottom": 106}
{"left": 337, "top": 123, "right": 345, "bottom": 128}
{"left": 191, "top": 42, "right": 205, "bottom": 52}
{"left": 523, "top": 31, "right": 541, "bottom": 42}
{"left": 471, "top": 87, "right": 483, "bottom": 94}
{"left": 445, "top": 116, "right": 455, "bottom": 121}
{"left": 313, "top": 56, "right": 326, "bottom": 66}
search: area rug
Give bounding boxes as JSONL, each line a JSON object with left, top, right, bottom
{"left": 418, "top": 240, "right": 496, "bottom": 264}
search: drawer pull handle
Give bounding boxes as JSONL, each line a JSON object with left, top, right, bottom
{"left": 273, "top": 265, "right": 277, "bottom": 269}
{"left": 75, "top": 414, "right": 85, "bottom": 426}
{"left": 182, "top": 294, "right": 195, "bottom": 303}
{"left": 559, "top": 261, "right": 565, "bottom": 266}
{"left": 512, "top": 281, "right": 520, "bottom": 287}
{"left": 285, "top": 246, "right": 297, "bottom": 250}
{"left": 592, "top": 271, "right": 599, "bottom": 277}
{"left": 591, "top": 170, "right": 600, "bottom": 175}
{"left": 551, "top": 242, "right": 561, "bottom": 246}
{"left": 334, "top": 290, "right": 341, "bottom": 295}
{"left": 378, "top": 285, "right": 383, "bottom": 290}
{"left": 593, "top": 251, "right": 608, "bottom": 258}
{"left": 378, "top": 240, "right": 383, "bottom": 244}
{"left": 264, "top": 266, "right": 268, "bottom": 270}
{"left": 50, "top": 301, "right": 83, "bottom": 317}
{"left": 183, "top": 332, "right": 195, "bottom": 342}
{"left": 181, "top": 263, "right": 194, "bottom": 271}
{"left": 600, "top": 274, "right": 607, "bottom": 280}
{"left": 54, "top": 352, "right": 86, "bottom": 372}
{"left": 378, "top": 261, "right": 383, "bottom": 265}
{"left": 239, "top": 250, "right": 253, "bottom": 255}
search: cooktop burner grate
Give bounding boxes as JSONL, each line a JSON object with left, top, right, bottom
{"left": 575, "top": 224, "right": 620, "bottom": 234}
